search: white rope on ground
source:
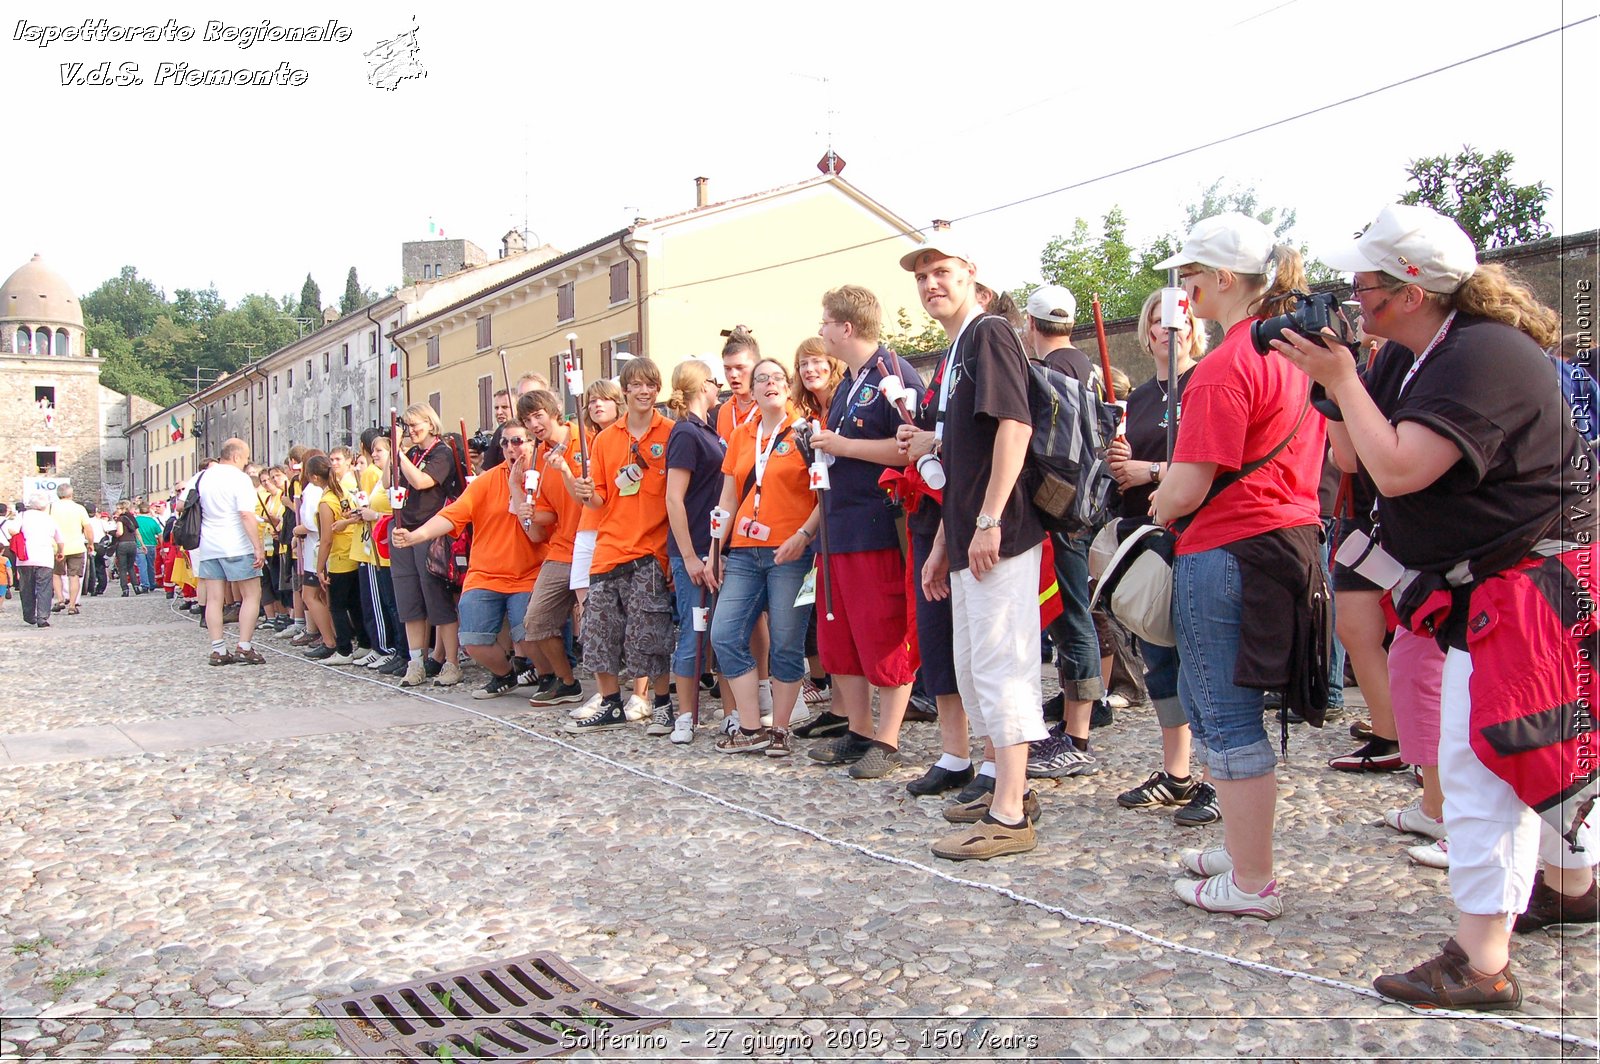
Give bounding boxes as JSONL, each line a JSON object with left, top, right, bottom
{"left": 229, "top": 613, "right": 1595, "bottom": 1051}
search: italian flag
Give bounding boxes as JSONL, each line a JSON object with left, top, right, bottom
{"left": 170, "top": 414, "right": 183, "bottom": 442}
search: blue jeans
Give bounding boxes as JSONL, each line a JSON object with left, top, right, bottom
{"left": 137, "top": 545, "right": 156, "bottom": 589}
{"left": 670, "top": 554, "right": 712, "bottom": 678}
{"left": 1138, "top": 637, "right": 1188, "bottom": 730}
{"left": 457, "top": 588, "right": 532, "bottom": 646}
{"left": 1320, "top": 517, "right": 1346, "bottom": 710}
{"left": 710, "top": 546, "right": 813, "bottom": 683}
{"left": 1048, "top": 531, "right": 1106, "bottom": 701}
{"left": 1173, "top": 547, "right": 1276, "bottom": 780}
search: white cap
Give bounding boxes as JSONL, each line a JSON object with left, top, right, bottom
{"left": 1321, "top": 204, "right": 1478, "bottom": 294}
{"left": 691, "top": 353, "right": 726, "bottom": 386}
{"left": 900, "top": 233, "right": 977, "bottom": 273}
{"left": 1154, "top": 212, "right": 1275, "bottom": 273}
{"left": 1025, "top": 284, "right": 1077, "bottom": 324}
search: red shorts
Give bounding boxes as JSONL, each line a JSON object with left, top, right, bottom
{"left": 818, "top": 547, "right": 914, "bottom": 688}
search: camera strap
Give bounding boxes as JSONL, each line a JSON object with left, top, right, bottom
{"left": 746, "top": 423, "right": 792, "bottom": 520}
{"left": 1173, "top": 390, "right": 1311, "bottom": 534}
{"left": 1397, "top": 311, "right": 1456, "bottom": 398}
{"left": 933, "top": 306, "right": 985, "bottom": 444}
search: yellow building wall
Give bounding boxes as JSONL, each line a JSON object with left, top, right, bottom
{"left": 643, "top": 184, "right": 925, "bottom": 369}
{"left": 144, "top": 413, "right": 193, "bottom": 497}
{"left": 405, "top": 267, "right": 637, "bottom": 430}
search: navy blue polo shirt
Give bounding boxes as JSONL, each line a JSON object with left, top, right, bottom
{"left": 821, "top": 345, "right": 924, "bottom": 554}
{"left": 665, "top": 412, "right": 724, "bottom": 561}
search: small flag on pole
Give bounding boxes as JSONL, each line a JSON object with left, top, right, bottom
{"left": 170, "top": 414, "right": 183, "bottom": 442}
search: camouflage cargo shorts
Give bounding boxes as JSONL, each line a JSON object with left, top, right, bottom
{"left": 580, "top": 558, "right": 673, "bottom": 680}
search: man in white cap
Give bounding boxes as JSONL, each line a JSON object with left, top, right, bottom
{"left": 1020, "top": 284, "right": 1108, "bottom": 778}
{"left": 906, "top": 235, "right": 1051, "bottom": 860}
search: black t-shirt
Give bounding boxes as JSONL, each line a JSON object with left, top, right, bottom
{"left": 822, "top": 346, "right": 923, "bottom": 554}
{"left": 938, "top": 313, "right": 1046, "bottom": 572}
{"left": 1369, "top": 314, "right": 1594, "bottom": 574}
{"left": 482, "top": 423, "right": 508, "bottom": 471}
{"left": 400, "top": 439, "right": 459, "bottom": 531}
{"left": 665, "top": 413, "right": 724, "bottom": 561}
{"left": 1039, "top": 344, "right": 1097, "bottom": 391}
{"left": 1119, "top": 367, "right": 1195, "bottom": 520}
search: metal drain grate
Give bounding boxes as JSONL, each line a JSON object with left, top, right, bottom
{"left": 317, "top": 951, "right": 667, "bottom": 1060}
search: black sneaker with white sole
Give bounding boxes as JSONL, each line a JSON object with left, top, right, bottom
{"left": 951, "top": 773, "right": 996, "bottom": 805}
{"left": 529, "top": 679, "right": 585, "bottom": 707}
{"left": 1173, "top": 782, "right": 1222, "bottom": 826}
{"left": 563, "top": 700, "right": 629, "bottom": 733}
{"left": 472, "top": 671, "right": 520, "bottom": 700}
{"left": 645, "top": 701, "right": 675, "bottom": 736}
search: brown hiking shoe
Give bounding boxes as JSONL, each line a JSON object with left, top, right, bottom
{"left": 931, "top": 815, "right": 1037, "bottom": 861}
{"left": 715, "top": 727, "right": 772, "bottom": 754}
{"left": 1515, "top": 870, "right": 1599, "bottom": 934}
{"left": 234, "top": 646, "right": 266, "bottom": 665}
{"left": 208, "top": 650, "right": 235, "bottom": 666}
{"left": 1373, "top": 938, "right": 1521, "bottom": 1010}
{"left": 943, "top": 789, "right": 1041, "bottom": 825}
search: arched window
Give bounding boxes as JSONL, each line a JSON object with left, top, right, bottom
{"left": 35, "top": 327, "right": 51, "bottom": 356}
{"left": 15, "top": 325, "right": 31, "bottom": 354}
{"left": 55, "top": 329, "right": 70, "bottom": 357}
{"left": 435, "top": 262, "right": 443, "bottom": 277}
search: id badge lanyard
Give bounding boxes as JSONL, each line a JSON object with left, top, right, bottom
{"left": 750, "top": 420, "right": 786, "bottom": 519}
{"left": 933, "top": 305, "right": 986, "bottom": 446}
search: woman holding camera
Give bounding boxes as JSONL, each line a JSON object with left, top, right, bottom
{"left": 1106, "top": 288, "right": 1213, "bottom": 825}
{"left": 1150, "top": 213, "right": 1328, "bottom": 920}
{"left": 1273, "top": 204, "right": 1596, "bottom": 1010}
{"left": 710, "top": 357, "right": 818, "bottom": 757}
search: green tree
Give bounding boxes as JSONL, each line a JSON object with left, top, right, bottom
{"left": 882, "top": 307, "right": 947, "bottom": 357}
{"left": 340, "top": 267, "right": 364, "bottom": 316}
{"left": 1039, "top": 207, "right": 1154, "bottom": 319}
{"left": 297, "top": 273, "right": 322, "bottom": 325}
{"left": 1400, "top": 145, "right": 1550, "bottom": 250}
{"left": 81, "top": 266, "right": 166, "bottom": 339}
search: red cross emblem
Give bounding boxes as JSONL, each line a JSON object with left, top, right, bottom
{"left": 1404, "top": 264, "right": 1420, "bottom": 276}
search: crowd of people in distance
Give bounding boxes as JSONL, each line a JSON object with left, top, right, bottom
{"left": 5, "top": 201, "right": 1593, "bottom": 1015}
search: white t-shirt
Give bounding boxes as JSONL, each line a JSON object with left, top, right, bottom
{"left": 191, "top": 464, "right": 260, "bottom": 563}
{"left": 299, "top": 484, "right": 323, "bottom": 573}
{"left": 14, "top": 510, "right": 63, "bottom": 568}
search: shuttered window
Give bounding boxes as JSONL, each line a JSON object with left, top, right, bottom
{"left": 609, "top": 263, "right": 629, "bottom": 304}
{"left": 557, "top": 283, "right": 575, "bottom": 323}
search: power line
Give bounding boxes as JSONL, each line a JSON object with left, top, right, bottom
{"left": 654, "top": 17, "right": 1593, "bottom": 296}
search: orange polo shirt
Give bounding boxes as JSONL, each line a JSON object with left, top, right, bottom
{"left": 722, "top": 412, "right": 813, "bottom": 548}
{"left": 588, "top": 411, "right": 673, "bottom": 576}
{"left": 435, "top": 461, "right": 547, "bottom": 593}
{"left": 533, "top": 440, "right": 582, "bottom": 565}
{"left": 715, "top": 394, "right": 758, "bottom": 445}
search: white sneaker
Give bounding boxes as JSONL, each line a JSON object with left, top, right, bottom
{"left": 1407, "top": 838, "right": 1450, "bottom": 869}
{"left": 760, "top": 711, "right": 774, "bottom": 728}
{"left": 400, "top": 659, "right": 427, "bottom": 687}
{"left": 720, "top": 713, "right": 740, "bottom": 737}
{"left": 364, "top": 653, "right": 389, "bottom": 670}
{"left": 570, "top": 693, "right": 606, "bottom": 720}
{"left": 1384, "top": 801, "right": 1447, "bottom": 841}
{"left": 1177, "top": 845, "right": 1234, "bottom": 877}
{"left": 354, "top": 650, "right": 383, "bottom": 668}
{"left": 622, "top": 694, "right": 651, "bottom": 722}
{"left": 324, "top": 651, "right": 354, "bottom": 666}
{"left": 1173, "top": 870, "right": 1283, "bottom": 920}
{"left": 670, "top": 713, "right": 695, "bottom": 745}
{"left": 433, "top": 661, "right": 462, "bottom": 686}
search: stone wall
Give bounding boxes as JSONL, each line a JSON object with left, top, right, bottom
{"left": 0, "top": 355, "right": 106, "bottom": 506}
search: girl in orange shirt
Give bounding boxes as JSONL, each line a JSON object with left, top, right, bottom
{"left": 710, "top": 357, "right": 820, "bottom": 757}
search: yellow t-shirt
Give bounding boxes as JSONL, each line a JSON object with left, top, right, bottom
{"left": 318, "top": 491, "right": 359, "bottom": 574}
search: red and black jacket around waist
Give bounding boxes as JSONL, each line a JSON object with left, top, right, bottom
{"left": 1396, "top": 545, "right": 1598, "bottom": 856}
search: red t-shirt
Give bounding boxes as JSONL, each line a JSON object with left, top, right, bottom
{"left": 1170, "top": 318, "right": 1326, "bottom": 554}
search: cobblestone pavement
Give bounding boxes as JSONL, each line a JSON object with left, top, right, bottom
{"left": 0, "top": 594, "right": 1595, "bottom": 1062}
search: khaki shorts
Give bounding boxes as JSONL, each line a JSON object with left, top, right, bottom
{"left": 524, "top": 561, "right": 575, "bottom": 642}
{"left": 53, "top": 552, "right": 85, "bottom": 578}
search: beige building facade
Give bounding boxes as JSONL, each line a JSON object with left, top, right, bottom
{"left": 393, "top": 174, "right": 927, "bottom": 429}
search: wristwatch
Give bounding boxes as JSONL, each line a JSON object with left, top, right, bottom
{"left": 976, "top": 513, "right": 1002, "bottom": 531}
{"left": 1149, "top": 463, "right": 1162, "bottom": 485}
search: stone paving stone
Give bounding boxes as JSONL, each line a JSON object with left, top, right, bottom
{"left": 0, "top": 592, "right": 1594, "bottom": 1062}
{"left": 0, "top": 724, "right": 142, "bottom": 764}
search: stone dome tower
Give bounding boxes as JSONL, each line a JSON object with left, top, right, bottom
{"left": 0, "top": 254, "right": 86, "bottom": 357}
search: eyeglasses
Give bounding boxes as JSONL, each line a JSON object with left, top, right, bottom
{"left": 1350, "top": 281, "right": 1404, "bottom": 297}
{"left": 502, "top": 436, "right": 529, "bottom": 446}
{"left": 753, "top": 372, "right": 788, "bottom": 385}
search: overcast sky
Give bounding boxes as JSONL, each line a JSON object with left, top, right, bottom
{"left": 4, "top": 0, "right": 1595, "bottom": 312}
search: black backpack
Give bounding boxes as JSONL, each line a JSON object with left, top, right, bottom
{"left": 175, "top": 470, "right": 206, "bottom": 550}
{"left": 1021, "top": 358, "right": 1120, "bottom": 535}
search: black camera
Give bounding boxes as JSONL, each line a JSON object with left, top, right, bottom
{"left": 1251, "top": 290, "right": 1356, "bottom": 355}
{"left": 469, "top": 430, "right": 495, "bottom": 453}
